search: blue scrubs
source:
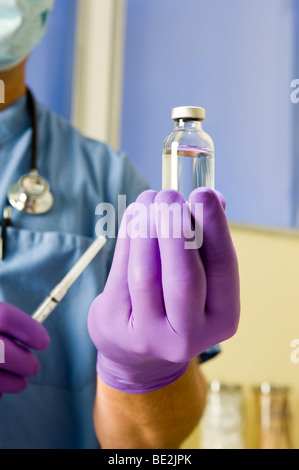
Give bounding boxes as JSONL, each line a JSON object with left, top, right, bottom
{"left": 0, "top": 94, "right": 220, "bottom": 449}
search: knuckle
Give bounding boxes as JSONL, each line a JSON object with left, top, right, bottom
{"left": 190, "top": 187, "right": 216, "bottom": 201}
{"left": 130, "top": 267, "right": 160, "bottom": 292}
{"left": 163, "top": 337, "right": 191, "bottom": 363}
{"left": 168, "top": 272, "right": 201, "bottom": 300}
{"left": 220, "top": 311, "right": 240, "bottom": 342}
{"left": 135, "top": 189, "right": 157, "bottom": 204}
{"left": 132, "top": 337, "right": 151, "bottom": 356}
{"left": 155, "top": 189, "right": 184, "bottom": 205}
{"left": 228, "top": 312, "right": 240, "bottom": 337}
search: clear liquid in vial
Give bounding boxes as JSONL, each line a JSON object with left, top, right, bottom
{"left": 162, "top": 146, "right": 215, "bottom": 200}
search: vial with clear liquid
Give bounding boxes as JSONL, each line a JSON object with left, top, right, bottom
{"left": 162, "top": 106, "right": 215, "bottom": 200}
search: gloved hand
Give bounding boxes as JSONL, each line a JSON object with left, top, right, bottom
{"left": 0, "top": 302, "right": 50, "bottom": 397}
{"left": 88, "top": 188, "right": 240, "bottom": 393}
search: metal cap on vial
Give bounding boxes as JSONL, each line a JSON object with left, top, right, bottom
{"left": 171, "top": 106, "right": 206, "bottom": 121}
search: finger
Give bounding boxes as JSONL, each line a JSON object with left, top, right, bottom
{"left": 0, "top": 303, "right": 50, "bottom": 351}
{"left": 154, "top": 190, "right": 206, "bottom": 334}
{"left": 188, "top": 187, "right": 237, "bottom": 276}
{"left": 103, "top": 204, "right": 132, "bottom": 296}
{"left": 0, "top": 370, "right": 28, "bottom": 394}
{"left": 188, "top": 188, "right": 240, "bottom": 331}
{"left": 128, "top": 190, "right": 166, "bottom": 327}
{"left": 88, "top": 203, "right": 133, "bottom": 338}
{"left": 0, "top": 335, "right": 40, "bottom": 377}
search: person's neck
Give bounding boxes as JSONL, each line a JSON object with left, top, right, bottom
{"left": 0, "top": 60, "right": 27, "bottom": 112}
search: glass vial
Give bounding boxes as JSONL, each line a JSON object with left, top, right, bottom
{"left": 200, "top": 380, "right": 245, "bottom": 449}
{"left": 162, "top": 106, "right": 215, "bottom": 200}
{"left": 254, "top": 383, "right": 293, "bottom": 449}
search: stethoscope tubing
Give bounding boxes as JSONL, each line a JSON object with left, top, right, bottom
{"left": 1, "top": 89, "right": 54, "bottom": 259}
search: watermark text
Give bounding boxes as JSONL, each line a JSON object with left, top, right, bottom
{"left": 290, "top": 79, "right": 299, "bottom": 103}
{"left": 95, "top": 195, "right": 204, "bottom": 249}
{"left": 290, "top": 339, "right": 299, "bottom": 364}
{"left": 0, "top": 80, "right": 4, "bottom": 104}
{"left": 0, "top": 339, "right": 4, "bottom": 364}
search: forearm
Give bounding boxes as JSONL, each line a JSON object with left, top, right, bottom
{"left": 93, "top": 359, "right": 207, "bottom": 449}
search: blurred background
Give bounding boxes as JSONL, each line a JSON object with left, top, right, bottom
{"left": 26, "top": 0, "right": 299, "bottom": 449}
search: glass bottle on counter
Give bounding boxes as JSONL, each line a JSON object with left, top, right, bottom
{"left": 200, "top": 380, "right": 245, "bottom": 449}
{"left": 162, "top": 106, "right": 215, "bottom": 201}
{"left": 254, "top": 382, "right": 293, "bottom": 449}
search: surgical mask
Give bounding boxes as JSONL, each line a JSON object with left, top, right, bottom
{"left": 0, "top": 0, "right": 54, "bottom": 71}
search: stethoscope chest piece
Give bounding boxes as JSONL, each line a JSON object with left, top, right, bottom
{"left": 8, "top": 170, "right": 54, "bottom": 215}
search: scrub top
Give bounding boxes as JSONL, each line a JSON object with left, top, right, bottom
{"left": 0, "top": 94, "right": 220, "bottom": 449}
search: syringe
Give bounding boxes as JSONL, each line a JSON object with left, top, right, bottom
{"left": 32, "top": 236, "right": 107, "bottom": 324}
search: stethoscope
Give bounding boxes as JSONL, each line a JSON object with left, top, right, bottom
{"left": 8, "top": 88, "right": 54, "bottom": 215}
{"left": 1, "top": 89, "right": 54, "bottom": 259}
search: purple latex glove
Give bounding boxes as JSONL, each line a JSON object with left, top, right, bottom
{"left": 88, "top": 188, "right": 240, "bottom": 393}
{"left": 0, "top": 303, "right": 50, "bottom": 396}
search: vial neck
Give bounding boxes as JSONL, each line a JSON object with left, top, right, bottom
{"left": 174, "top": 119, "right": 203, "bottom": 131}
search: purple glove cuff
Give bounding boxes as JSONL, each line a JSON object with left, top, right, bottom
{"left": 96, "top": 353, "right": 189, "bottom": 394}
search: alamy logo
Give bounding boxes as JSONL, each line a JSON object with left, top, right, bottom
{"left": 290, "top": 339, "right": 299, "bottom": 364}
{"left": 0, "top": 339, "right": 4, "bottom": 364}
{"left": 0, "top": 80, "right": 4, "bottom": 104}
{"left": 95, "top": 195, "right": 204, "bottom": 249}
{"left": 290, "top": 79, "right": 299, "bottom": 104}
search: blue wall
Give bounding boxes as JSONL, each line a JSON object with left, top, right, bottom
{"left": 121, "top": 0, "right": 296, "bottom": 228}
{"left": 23, "top": 0, "right": 299, "bottom": 228}
{"left": 26, "top": 0, "right": 78, "bottom": 122}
